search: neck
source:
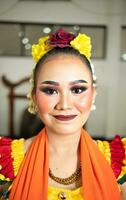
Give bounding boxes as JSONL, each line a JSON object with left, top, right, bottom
{"left": 45, "top": 127, "right": 81, "bottom": 155}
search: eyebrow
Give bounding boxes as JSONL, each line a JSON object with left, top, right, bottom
{"left": 70, "top": 80, "right": 88, "bottom": 85}
{"left": 41, "top": 80, "right": 88, "bottom": 86}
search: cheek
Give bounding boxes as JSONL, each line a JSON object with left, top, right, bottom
{"left": 35, "top": 90, "right": 56, "bottom": 113}
{"left": 75, "top": 89, "right": 93, "bottom": 111}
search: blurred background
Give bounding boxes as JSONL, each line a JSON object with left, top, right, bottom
{"left": 0, "top": 0, "right": 126, "bottom": 139}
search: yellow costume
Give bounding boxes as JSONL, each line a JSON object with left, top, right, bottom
{"left": 48, "top": 186, "right": 83, "bottom": 200}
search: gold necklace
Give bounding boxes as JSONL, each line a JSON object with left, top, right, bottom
{"left": 49, "top": 166, "right": 81, "bottom": 185}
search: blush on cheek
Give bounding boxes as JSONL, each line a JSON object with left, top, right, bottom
{"left": 76, "top": 90, "right": 93, "bottom": 111}
{"left": 35, "top": 90, "right": 56, "bottom": 113}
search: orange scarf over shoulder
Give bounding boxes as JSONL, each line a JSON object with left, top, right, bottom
{"left": 10, "top": 128, "right": 121, "bottom": 200}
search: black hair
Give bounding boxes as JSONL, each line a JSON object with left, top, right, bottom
{"left": 33, "top": 47, "right": 93, "bottom": 91}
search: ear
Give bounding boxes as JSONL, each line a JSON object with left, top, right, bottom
{"left": 90, "top": 87, "right": 97, "bottom": 111}
{"left": 32, "top": 92, "right": 39, "bottom": 113}
{"left": 32, "top": 92, "right": 37, "bottom": 105}
{"left": 92, "top": 86, "right": 97, "bottom": 103}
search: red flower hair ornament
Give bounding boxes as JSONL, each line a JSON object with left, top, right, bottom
{"left": 47, "top": 28, "right": 76, "bottom": 48}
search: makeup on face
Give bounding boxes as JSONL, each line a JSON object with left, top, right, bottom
{"left": 34, "top": 55, "right": 95, "bottom": 134}
{"left": 40, "top": 80, "right": 88, "bottom": 85}
{"left": 38, "top": 79, "right": 89, "bottom": 96}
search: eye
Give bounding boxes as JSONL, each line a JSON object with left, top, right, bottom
{"left": 40, "top": 87, "right": 58, "bottom": 95}
{"left": 71, "top": 86, "right": 87, "bottom": 94}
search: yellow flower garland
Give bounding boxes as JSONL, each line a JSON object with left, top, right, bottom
{"left": 0, "top": 137, "right": 126, "bottom": 183}
{"left": 0, "top": 173, "right": 10, "bottom": 181}
{"left": 11, "top": 139, "right": 25, "bottom": 176}
{"left": 96, "top": 140, "right": 111, "bottom": 165}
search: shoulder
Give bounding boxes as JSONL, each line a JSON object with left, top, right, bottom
{"left": 0, "top": 137, "right": 25, "bottom": 183}
{"left": 24, "top": 137, "right": 35, "bottom": 154}
{"left": 96, "top": 135, "right": 126, "bottom": 182}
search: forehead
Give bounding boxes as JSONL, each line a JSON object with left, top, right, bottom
{"left": 36, "top": 55, "right": 92, "bottom": 84}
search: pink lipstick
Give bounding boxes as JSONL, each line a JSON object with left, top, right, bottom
{"left": 54, "top": 115, "right": 77, "bottom": 121}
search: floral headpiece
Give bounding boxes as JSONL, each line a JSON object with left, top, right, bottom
{"left": 32, "top": 28, "right": 92, "bottom": 63}
{"left": 28, "top": 28, "right": 96, "bottom": 114}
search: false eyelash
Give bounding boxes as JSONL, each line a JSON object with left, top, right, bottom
{"left": 40, "top": 87, "right": 58, "bottom": 95}
{"left": 70, "top": 86, "right": 88, "bottom": 94}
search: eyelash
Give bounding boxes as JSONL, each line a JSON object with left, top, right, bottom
{"left": 40, "top": 86, "right": 87, "bottom": 95}
{"left": 71, "top": 86, "right": 87, "bottom": 94}
{"left": 40, "top": 87, "right": 58, "bottom": 95}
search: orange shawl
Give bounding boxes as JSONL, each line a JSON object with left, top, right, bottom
{"left": 10, "top": 128, "right": 121, "bottom": 200}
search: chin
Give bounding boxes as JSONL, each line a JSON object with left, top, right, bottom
{"left": 47, "top": 123, "right": 82, "bottom": 136}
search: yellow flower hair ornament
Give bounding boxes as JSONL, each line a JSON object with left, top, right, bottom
{"left": 70, "top": 33, "right": 92, "bottom": 60}
{"left": 32, "top": 28, "right": 92, "bottom": 63}
{"left": 32, "top": 36, "right": 52, "bottom": 63}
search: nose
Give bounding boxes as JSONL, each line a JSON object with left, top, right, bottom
{"left": 55, "top": 92, "right": 72, "bottom": 110}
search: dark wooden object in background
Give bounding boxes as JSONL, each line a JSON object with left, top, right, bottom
{"left": 2, "top": 75, "right": 29, "bottom": 138}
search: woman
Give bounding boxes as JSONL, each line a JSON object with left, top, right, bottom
{"left": 0, "top": 28, "right": 126, "bottom": 200}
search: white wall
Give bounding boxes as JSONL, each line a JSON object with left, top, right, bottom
{"left": 0, "top": 0, "right": 126, "bottom": 138}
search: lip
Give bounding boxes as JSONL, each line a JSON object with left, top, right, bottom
{"left": 53, "top": 115, "right": 77, "bottom": 121}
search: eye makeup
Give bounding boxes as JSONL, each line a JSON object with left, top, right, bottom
{"left": 39, "top": 86, "right": 58, "bottom": 95}
{"left": 70, "top": 86, "right": 88, "bottom": 94}
{"left": 38, "top": 79, "right": 89, "bottom": 96}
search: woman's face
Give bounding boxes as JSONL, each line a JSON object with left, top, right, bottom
{"left": 34, "top": 54, "right": 96, "bottom": 135}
